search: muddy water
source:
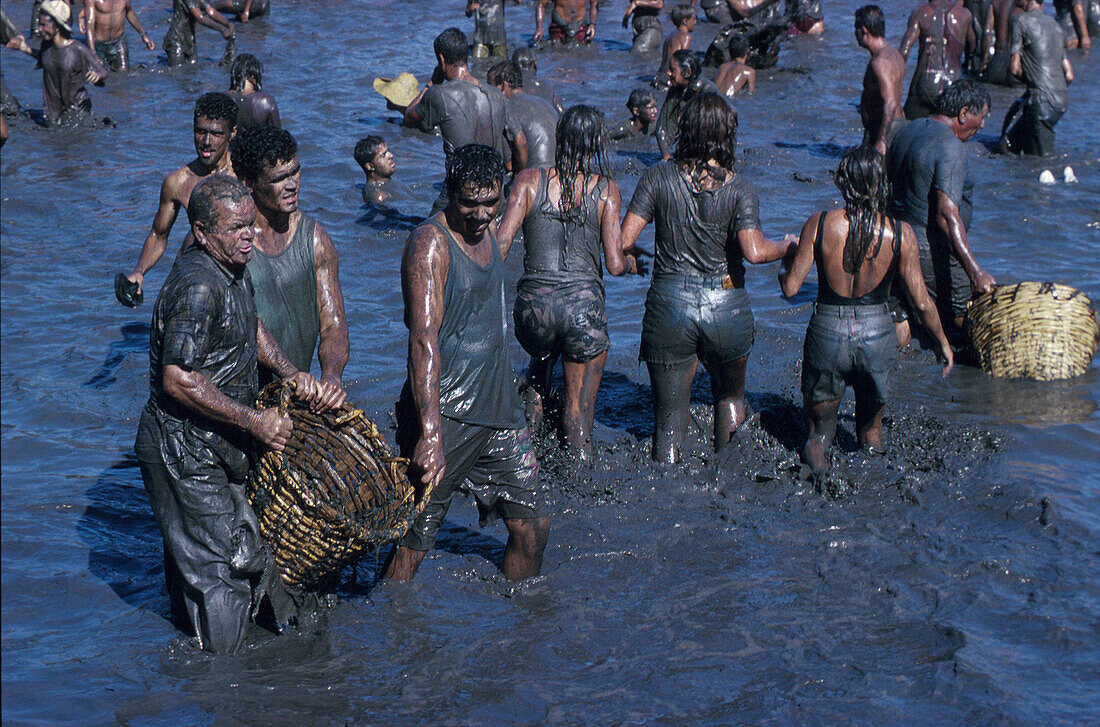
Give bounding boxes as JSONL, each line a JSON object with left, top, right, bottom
{"left": 2, "top": 0, "right": 1098, "bottom": 723}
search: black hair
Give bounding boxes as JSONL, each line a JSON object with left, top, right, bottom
{"left": 230, "top": 125, "right": 297, "bottom": 185}
{"left": 487, "top": 60, "right": 522, "bottom": 89}
{"left": 671, "top": 4, "right": 695, "bottom": 26}
{"left": 512, "top": 46, "right": 537, "bottom": 72}
{"left": 673, "top": 92, "right": 738, "bottom": 173}
{"left": 555, "top": 105, "right": 611, "bottom": 214}
{"left": 434, "top": 27, "right": 468, "bottom": 67}
{"left": 671, "top": 49, "right": 701, "bottom": 81}
{"left": 354, "top": 135, "right": 386, "bottom": 168}
{"left": 627, "top": 87, "right": 657, "bottom": 110}
{"left": 854, "top": 5, "right": 885, "bottom": 37}
{"left": 936, "top": 79, "right": 992, "bottom": 118}
{"left": 229, "top": 53, "right": 263, "bottom": 91}
{"left": 834, "top": 145, "right": 891, "bottom": 275}
{"left": 727, "top": 34, "right": 749, "bottom": 60}
{"left": 189, "top": 174, "right": 251, "bottom": 231}
{"left": 445, "top": 144, "right": 504, "bottom": 198}
{"left": 193, "top": 92, "right": 239, "bottom": 127}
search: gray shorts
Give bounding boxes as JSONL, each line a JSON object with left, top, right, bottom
{"left": 396, "top": 403, "right": 545, "bottom": 551}
{"left": 801, "top": 303, "right": 896, "bottom": 404}
{"left": 641, "top": 273, "right": 754, "bottom": 366}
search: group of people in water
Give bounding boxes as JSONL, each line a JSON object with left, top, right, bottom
{"left": 2, "top": 0, "right": 1085, "bottom": 654}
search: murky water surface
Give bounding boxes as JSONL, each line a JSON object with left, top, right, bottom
{"left": 3, "top": 0, "right": 1098, "bottom": 723}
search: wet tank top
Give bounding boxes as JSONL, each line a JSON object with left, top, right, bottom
{"left": 247, "top": 215, "right": 319, "bottom": 373}
{"left": 431, "top": 219, "right": 525, "bottom": 428}
{"left": 813, "top": 211, "right": 900, "bottom": 306}
{"left": 520, "top": 169, "right": 606, "bottom": 288}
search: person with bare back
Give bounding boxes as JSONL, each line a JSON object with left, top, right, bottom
{"left": 85, "top": 0, "right": 154, "bottom": 72}
{"left": 855, "top": 5, "right": 905, "bottom": 154}
{"left": 534, "top": 0, "right": 598, "bottom": 45}
{"left": 982, "top": 0, "right": 1023, "bottom": 84}
{"left": 899, "top": 0, "right": 975, "bottom": 119}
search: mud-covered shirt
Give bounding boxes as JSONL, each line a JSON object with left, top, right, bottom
{"left": 416, "top": 78, "right": 517, "bottom": 163}
{"left": 504, "top": 91, "right": 558, "bottom": 169}
{"left": 887, "top": 117, "right": 973, "bottom": 232}
{"left": 34, "top": 40, "right": 105, "bottom": 122}
{"left": 628, "top": 160, "right": 761, "bottom": 280}
{"left": 1011, "top": 8, "right": 1069, "bottom": 115}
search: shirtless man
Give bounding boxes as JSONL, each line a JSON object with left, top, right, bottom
{"left": 655, "top": 5, "right": 697, "bottom": 88}
{"left": 85, "top": 0, "right": 155, "bottom": 72}
{"left": 715, "top": 34, "right": 756, "bottom": 98}
{"left": 209, "top": 0, "right": 269, "bottom": 23}
{"left": 983, "top": 0, "right": 1023, "bottom": 84}
{"left": 227, "top": 54, "right": 280, "bottom": 128}
{"left": 534, "top": 0, "right": 598, "bottom": 45}
{"left": 855, "top": 5, "right": 904, "bottom": 154}
{"left": 119, "top": 93, "right": 239, "bottom": 304}
{"left": 899, "top": 0, "right": 975, "bottom": 120}
{"left": 354, "top": 135, "right": 398, "bottom": 206}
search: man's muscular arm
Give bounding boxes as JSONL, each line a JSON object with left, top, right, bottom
{"left": 128, "top": 171, "right": 185, "bottom": 292}
{"left": 871, "top": 56, "right": 901, "bottom": 154}
{"left": 899, "top": 8, "right": 923, "bottom": 59}
{"left": 125, "top": 0, "right": 155, "bottom": 50}
{"left": 933, "top": 189, "right": 994, "bottom": 294}
{"left": 402, "top": 224, "right": 450, "bottom": 491}
{"left": 587, "top": 0, "right": 598, "bottom": 39}
{"left": 257, "top": 320, "right": 324, "bottom": 408}
{"left": 534, "top": 0, "right": 549, "bottom": 40}
{"left": 312, "top": 224, "right": 350, "bottom": 412}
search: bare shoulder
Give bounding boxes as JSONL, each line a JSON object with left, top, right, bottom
{"left": 166, "top": 165, "right": 196, "bottom": 203}
{"left": 403, "top": 217, "right": 450, "bottom": 272}
{"left": 312, "top": 218, "right": 339, "bottom": 263}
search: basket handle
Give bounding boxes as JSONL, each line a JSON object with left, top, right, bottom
{"left": 278, "top": 379, "right": 298, "bottom": 415}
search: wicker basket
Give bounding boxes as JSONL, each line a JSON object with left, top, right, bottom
{"left": 965, "top": 282, "right": 1099, "bottom": 381}
{"left": 247, "top": 381, "right": 430, "bottom": 591}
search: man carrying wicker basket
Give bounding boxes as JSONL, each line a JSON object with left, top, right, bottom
{"left": 135, "top": 175, "right": 327, "bottom": 654}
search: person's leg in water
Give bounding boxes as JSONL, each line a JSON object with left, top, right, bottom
{"left": 854, "top": 384, "right": 886, "bottom": 452}
{"left": 561, "top": 351, "right": 607, "bottom": 461}
{"left": 803, "top": 397, "right": 842, "bottom": 475}
{"left": 705, "top": 354, "right": 748, "bottom": 451}
{"left": 501, "top": 515, "right": 551, "bottom": 580}
{"left": 647, "top": 357, "right": 698, "bottom": 463}
{"left": 524, "top": 353, "right": 558, "bottom": 434}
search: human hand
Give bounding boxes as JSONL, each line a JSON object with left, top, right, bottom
{"left": 532, "top": 29, "right": 544, "bottom": 43}
{"left": 585, "top": 23, "right": 596, "bottom": 41}
{"left": 241, "top": 9, "right": 250, "bottom": 22}
{"left": 970, "top": 269, "right": 995, "bottom": 296}
{"left": 938, "top": 343, "right": 954, "bottom": 378}
{"left": 86, "top": 68, "right": 106, "bottom": 85}
{"left": 222, "top": 25, "right": 235, "bottom": 40}
{"left": 250, "top": 407, "right": 293, "bottom": 450}
{"left": 411, "top": 432, "right": 446, "bottom": 499}
{"left": 143, "top": 34, "right": 155, "bottom": 51}
{"left": 126, "top": 271, "right": 144, "bottom": 294}
{"left": 311, "top": 373, "right": 348, "bottom": 413}
{"left": 631, "top": 252, "right": 650, "bottom": 276}
{"left": 284, "top": 371, "right": 322, "bottom": 407}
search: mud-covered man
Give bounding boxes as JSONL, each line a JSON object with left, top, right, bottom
{"left": 230, "top": 125, "right": 350, "bottom": 411}
{"left": 384, "top": 144, "right": 550, "bottom": 583}
{"left": 85, "top": 0, "right": 155, "bottom": 72}
{"left": 855, "top": 5, "right": 905, "bottom": 154}
{"left": 164, "top": 0, "right": 235, "bottom": 67}
{"left": 487, "top": 60, "right": 558, "bottom": 170}
{"left": 121, "top": 92, "right": 239, "bottom": 304}
{"left": 135, "top": 174, "right": 324, "bottom": 654}
{"left": 534, "top": 0, "right": 598, "bottom": 45}
{"left": 354, "top": 135, "right": 398, "bottom": 206}
{"left": 623, "top": 0, "right": 664, "bottom": 54}
{"left": 982, "top": 0, "right": 1024, "bottom": 85}
{"left": 467, "top": 0, "right": 508, "bottom": 59}
{"left": 899, "top": 0, "right": 975, "bottom": 119}
{"left": 609, "top": 87, "right": 659, "bottom": 140}
{"left": 513, "top": 47, "right": 564, "bottom": 114}
{"left": 227, "top": 53, "right": 281, "bottom": 129}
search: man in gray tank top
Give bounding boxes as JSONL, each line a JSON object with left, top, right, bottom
{"left": 230, "top": 125, "right": 350, "bottom": 412}
{"left": 384, "top": 144, "right": 550, "bottom": 583}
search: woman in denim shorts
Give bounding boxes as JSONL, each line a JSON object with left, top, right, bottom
{"left": 621, "top": 93, "right": 795, "bottom": 463}
{"left": 780, "top": 145, "right": 954, "bottom": 478}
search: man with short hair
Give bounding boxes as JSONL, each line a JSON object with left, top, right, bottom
{"left": 999, "top": 0, "right": 1073, "bottom": 156}
{"left": 855, "top": 4, "right": 905, "bottom": 154}
{"left": 512, "top": 47, "right": 563, "bottom": 113}
{"left": 487, "top": 60, "right": 558, "bottom": 170}
{"left": 404, "top": 28, "right": 528, "bottom": 213}
{"left": 609, "top": 87, "right": 659, "bottom": 140}
{"left": 715, "top": 34, "right": 757, "bottom": 98}
{"left": 384, "top": 144, "right": 550, "bottom": 583}
{"left": 534, "top": 0, "right": 598, "bottom": 45}
{"left": 120, "top": 92, "right": 239, "bottom": 303}
{"left": 888, "top": 79, "right": 996, "bottom": 343}
{"left": 135, "top": 174, "right": 323, "bottom": 654}
{"left": 899, "top": 0, "right": 975, "bottom": 119}
{"left": 230, "top": 125, "right": 350, "bottom": 412}
{"left": 85, "top": 0, "right": 155, "bottom": 72}
{"left": 982, "top": 0, "right": 1024, "bottom": 85}
{"left": 164, "top": 0, "right": 235, "bottom": 67}
{"left": 354, "top": 135, "right": 398, "bottom": 206}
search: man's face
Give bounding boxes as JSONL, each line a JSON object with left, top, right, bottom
{"left": 449, "top": 182, "right": 502, "bottom": 239}
{"left": 371, "top": 143, "right": 397, "bottom": 178}
{"left": 854, "top": 25, "right": 869, "bottom": 48}
{"left": 193, "top": 116, "right": 233, "bottom": 169}
{"left": 197, "top": 197, "right": 257, "bottom": 270}
{"left": 684, "top": 16, "right": 697, "bottom": 32}
{"left": 37, "top": 12, "right": 58, "bottom": 41}
{"left": 957, "top": 104, "right": 989, "bottom": 141}
{"left": 633, "top": 101, "right": 659, "bottom": 124}
{"left": 251, "top": 156, "right": 302, "bottom": 215}
{"left": 669, "top": 62, "right": 688, "bottom": 88}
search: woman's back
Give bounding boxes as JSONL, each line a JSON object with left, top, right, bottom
{"left": 813, "top": 209, "right": 900, "bottom": 306}
{"left": 521, "top": 168, "right": 606, "bottom": 283}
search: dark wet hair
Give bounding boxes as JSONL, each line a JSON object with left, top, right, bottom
{"left": 193, "top": 92, "right": 238, "bottom": 127}
{"left": 230, "top": 125, "right": 297, "bottom": 184}
{"left": 671, "top": 4, "right": 695, "bottom": 26}
{"left": 354, "top": 135, "right": 385, "bottom": 168}
{"left": 512, "top": 47, "right": 537, "bottom": 72}
{"left": 229, "top": 53, "right": 263, "bottom": 91}
{"left": 189, "top": 174, "right": 251, "bottom": 231}
{"left": 674, "top": 92, "right": 738, "bottom": 172}
{"left": 834, "top": 145, "right": 891, "bottom": 275}
{"left": 555, "top": 105, "right": 611, "bottom": 214}
{"left": 627, "top": 87, "right": 657, "bottom": 110}
{"left": 671, "top": 49, "right": 700, "bottom": 81}
{"left": 854, "top": 5, "right": 885, "bottom": 37}
{"left": 445, "top": 144, "right": 504, "bottom": 198}
{"left": 487, "top": 61, "right": 522, "bottom": 89}
{"left": 727, "top": 34, "right": 749, "bottom": 60}
{"left": 434, "top": 27, "right": 468, "bottom": 66}
{"left": 936, "top": 79, "right": 991, "bottom": 118}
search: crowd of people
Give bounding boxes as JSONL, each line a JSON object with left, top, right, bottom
{"left": 1, "top": 0, "right": 1086, "bottom": 654}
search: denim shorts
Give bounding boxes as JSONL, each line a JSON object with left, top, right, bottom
{"left": 801, "top": 303, "right": 896, "bottom": 404}
{"left": 640, "top": 273, "right": 754, "bottom": 366}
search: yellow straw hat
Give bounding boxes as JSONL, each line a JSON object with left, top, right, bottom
{"left": 373, "top": 73, "right": 420, "bottom": 108}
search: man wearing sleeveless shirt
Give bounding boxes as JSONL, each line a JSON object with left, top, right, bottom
{"left": 384, "top": 144, "right": 550, "bottom": 583}
{"left": 230, "top": 125, "right": 350, "bottom": 412}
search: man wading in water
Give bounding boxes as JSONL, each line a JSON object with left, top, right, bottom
{"left": 384, "top": 144, "right": 550, "bottom": 582}
{"left": 899, "top": 0, "right": 975, "bottom": 119}
{"left": 85, "top": 0, "right": 155, "bottom": 72}
{"left": 855, "top": 5, "right": 905, "bottom": 155}
{"left": 534, "top": 0, "right": 598, "bottom": 45}
{"left": 119, "top": 93, "right": 239, "bottom": 305}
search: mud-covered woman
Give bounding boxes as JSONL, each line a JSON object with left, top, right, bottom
{"left": 620, "top": 92, "right": 794, "bottom": 463}
{"left": 779, "top": 145, "right": 954, "bottom": 480}
{"left": 497, "top": 106, "right": 643, "bottom": 461}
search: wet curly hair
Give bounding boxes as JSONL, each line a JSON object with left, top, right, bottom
{"left": 230, "top": 125, "right": 297, "bottom": 185}
{"left": 445, "top": 144, "right": 504, "bottom": 198}
{"left": 193, "top": 92, "right": 238, "bottom": 127}
{"left": 229, "top": 53, "right": 263, "bottom": 91}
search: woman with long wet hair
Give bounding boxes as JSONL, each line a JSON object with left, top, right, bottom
{"left": 497, "top": 105, "right": 643, "bottom": 461}
{"left": 621, "top": 92, "right": 793, "bottom": 463}
{"left": 780, "top": 144, "right": 953, "bottom": 478}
